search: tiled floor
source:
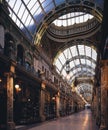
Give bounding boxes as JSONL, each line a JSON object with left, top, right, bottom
{"left": 16, "top": 109, "right": 99, "bottom": 130}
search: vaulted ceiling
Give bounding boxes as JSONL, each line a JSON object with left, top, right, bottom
{"left": 6, "top": 0, "right": 104, "bottom": 103}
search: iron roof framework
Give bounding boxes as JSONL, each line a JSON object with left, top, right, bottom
{"left": 54, "top": 44, "right": 97, "bottom": 81}
{"left": 6, "top": 0, "right": 103, "bottom": 42}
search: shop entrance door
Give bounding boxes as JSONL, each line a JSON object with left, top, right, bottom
{"left": 0, "top": 83, "right": 7, "bottom": 130}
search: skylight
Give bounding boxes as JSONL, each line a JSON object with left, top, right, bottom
{"left": 53, "top": 12, "right": 94, "bottom": 27}
{"left": 6, "top": 0, "right": 103, "bottom": 42}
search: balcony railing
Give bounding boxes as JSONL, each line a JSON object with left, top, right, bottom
{"left": 47, "top": 18, "right": 100, "bottom": 40}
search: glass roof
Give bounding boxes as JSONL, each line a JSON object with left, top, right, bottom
{"left": 53, "top": 12, "right": 94, "bottom": 27}
{"left": 6, "top": 0, "right": 103, "bottom": 41}
{"left": 77, "top": 83, "right": 93, "bottom": 102}
{"left": 54, "top": 44, "right": 97, "bottom": 82}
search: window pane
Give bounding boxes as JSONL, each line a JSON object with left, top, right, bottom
{"left": 59, "top": 53, "right": 66, "bottom": 65}
{"left": 86, "top": 59, "right": 91, "bottom": 66}
{"left": 85, "top": 46, "right": 91, "bottom": 57}
{"left": 92, "top": 48, "right": 97, "bottom": 60}
{"left": 92, "top": 62, "right": 96, "bottom": 69}
{"left": 55, "top": 0, "right": 65, "bottom": 6}
{"left": 70, "top": 46, "right": 78, "bottom": 56}
{"left": 78, "top": 45, "right": 84, "bottom": 55}
{"left": 74, "top": 59, "right": 80, "bottom": 65}
{"left": 55, "top": 59, "right": 62, "bottom": 70}
{"left": 44, "top": 3, "right": 54, "bottom": 13}
{"left": 70, "top": 61, "right": 75, "bottom": 68}
{"left": 64, "top": 48, "right": 71, "bottom": 59}
{"left": 61, "top": 69, "right": 67, "bottom": 77}
{"left": 81, "top": 59, "right": 86, "bottom": 64}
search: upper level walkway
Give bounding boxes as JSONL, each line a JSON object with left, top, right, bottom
{"left": 16, "top": 109, "right": 99, "bottom": 130}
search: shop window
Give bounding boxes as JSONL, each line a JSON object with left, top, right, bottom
{"left": 4, "top": 33, "right": 14, "bottom": 56}
{"left": 17, "top": 44, "right": 24, "bottom": 65}
{"left": 42, "top": 66, "right": 44, "bottom": 72}
{"left": 25, "top": 61, "right": 31, "bottom": 70}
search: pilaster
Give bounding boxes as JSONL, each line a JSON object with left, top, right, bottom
{"left": 100, "top": 60, "right": 108, "bottom": 130}
{"left": 96, "top": 87, "right": 101, "bottom": 126}
{"left": 55, "top": 92, "right": 60, "bottom": 118}
{"left": 39, "top": 82, "right": 46, "bottom": 122}
{"left": 93, "top": 93, "right": 97, "bottom": 117}
{"left": 4, "top": 63, "right": 16, "bottom": 130}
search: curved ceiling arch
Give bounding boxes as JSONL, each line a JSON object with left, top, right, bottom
{"left": 54, "top": 44, "right": 97, "bottom": 83}
{"left": 78, "top": 82, "right": 93, "bottom": 89}
{"left": 60, "top": 55, "right": 96, "bottom": 71}
{"left": 63, "top": 64, "right": 95, "bottom": 74}
{"left": 35, "top": 2, "right": 103, "bottom": 45}
{"left": 77, "top": 83, "right": 93, "bottom": 102}
{"left": 53, "top": 39, "right": 98, "bottom": 58}
{"left": 6, "top": 0, "right": 103, "bottom": 43}
{"left": 69, "top": 71, "right": 94, "bottom": 82}
{"left": 52, "top": 12, "right": 94, "bottom": 27}
{"left": 64, "top": 65, "right": 95, "bottom": 82}
{"left": 46, "top": 17, "right": 101, "bottom": 43}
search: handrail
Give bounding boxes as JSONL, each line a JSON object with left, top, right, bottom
{"left": 47, "top": 18, "right": 100, "bottom": 38}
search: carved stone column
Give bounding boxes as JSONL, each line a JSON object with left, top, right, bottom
{"left": 100, "top": 60, "right": 108, "bottom": 130}
{"left": 93, "top": 92, "right": 97, "bottom": 118}
{"left": 6, "top": 63, "right": 15, "bottom": 130}
{"left": 39, "top": 82, "right": 46, "bottom": 122}
{"left": 96, "top": 87, "right": 101, "bottom": 126}
{"left": 55, "top": 92, "right": 60, "bottom": 118}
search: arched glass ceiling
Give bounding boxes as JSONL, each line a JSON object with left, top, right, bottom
{"left": 53, "top": 12, "right": 94, "bottom": 27}
{"left": 76, "top": 83, "right": 93, "bottom": 102}
{"left": 77, "top": 83, "right": 93, "bottom": 95}
{"left": 6, "top": 0, "right": 103, "bottom": 41}
{"left": 54, "top": 44, "right": 97, "bottom": 82}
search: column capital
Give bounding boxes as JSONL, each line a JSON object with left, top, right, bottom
{"left": 41, "top": 82, "right": 46, "bottom": 90}
{"left": 4, "top": 62, "right": 16, "bottom": 78}
{"left": 4, "top": 72, "right": 16, "bottom": 78}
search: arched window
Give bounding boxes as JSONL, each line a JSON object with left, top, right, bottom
{"left": 4, "top": 33, "right": 14, "bottom": 56}
{"left": 17, "top": 44, "right": 24, "bottom": 65}
{"left": 25, "top": 61, "right": 31, "bottom": 70}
